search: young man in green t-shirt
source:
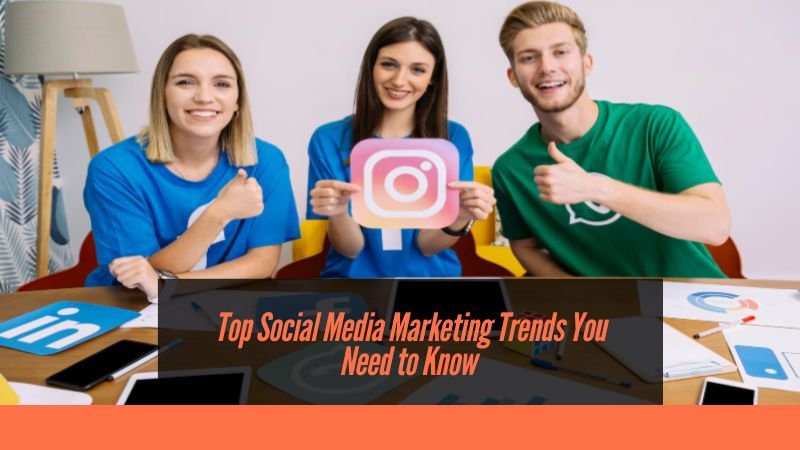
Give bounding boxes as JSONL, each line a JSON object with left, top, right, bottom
{"left": 492, "top": 1, "right": 730, "bottom": 277}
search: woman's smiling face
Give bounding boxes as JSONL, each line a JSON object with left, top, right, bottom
{"left": 164, "top": 48, "right": 239, "bottom": 145}
{"left": 372, "top": 41, "right": 435, "bottom": 115}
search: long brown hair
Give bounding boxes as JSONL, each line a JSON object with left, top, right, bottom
{"left": 351, "top": 17, "right": 449, "bottom": 151}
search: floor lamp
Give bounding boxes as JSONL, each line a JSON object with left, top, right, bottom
{"left": 4, "top": 1, "right": 138, "bottom": 277}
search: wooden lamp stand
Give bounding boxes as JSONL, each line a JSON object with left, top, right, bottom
{"left": 36, "top": 78, "right": 124, "bottom": 277}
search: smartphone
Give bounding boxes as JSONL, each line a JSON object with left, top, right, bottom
{"left": 698, "top": 377, "right": 758, "bottom": 405}
{"left": 46, "top": 340, "right": 158, "bottom": 391}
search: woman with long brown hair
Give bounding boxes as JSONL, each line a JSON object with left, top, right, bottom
{"left": 307, "top": 17, "right": 495, "bottom": 277}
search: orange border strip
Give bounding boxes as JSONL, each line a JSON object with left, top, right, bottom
{"left": 2, "top": 406, "right": 796, "bottom": 447}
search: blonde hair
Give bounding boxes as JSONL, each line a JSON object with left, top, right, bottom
{"left": 137, "top": 34, "right": 256, "bottom": 166}
{"left": 499, "top": 1, "right": 588, "bottom": 62}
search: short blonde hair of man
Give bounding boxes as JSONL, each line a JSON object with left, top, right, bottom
{"left": 499, "top": 1, "right": 588, "bottom": 62}
{"left": 138, "top": 34, "right": 256, "bottom": 166}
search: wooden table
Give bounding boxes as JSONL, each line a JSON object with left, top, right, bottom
{"left": 1, "top": 279, "right": 798, "bottom": 404}
{"left": 0, "top": 287, "right": 155, "bottom": 405}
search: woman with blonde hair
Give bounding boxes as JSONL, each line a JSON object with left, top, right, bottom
{"left": 84, "top": 34, "right": 299, "bottom": 299}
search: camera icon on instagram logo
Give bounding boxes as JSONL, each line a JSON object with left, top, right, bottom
{"left": 351, "top": 138, "right": 459, "bottom": 229}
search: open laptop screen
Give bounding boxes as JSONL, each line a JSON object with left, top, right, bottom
{"left": 387, "top": 279, "right": 510, "bottom": 334}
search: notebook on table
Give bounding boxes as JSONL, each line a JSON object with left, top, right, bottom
{"left": 597, "top": 316, "right": 736, "bottom": 383}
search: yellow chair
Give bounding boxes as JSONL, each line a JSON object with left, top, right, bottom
{"left": 292, "top": 219, "right": 329, "bottom": 261}
{"left": 473, "top": 166, "right": 526, "bottom": 276}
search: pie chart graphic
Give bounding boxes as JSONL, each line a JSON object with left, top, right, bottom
{"left": 687, "top": 291, "right": 759, "bottom": 314}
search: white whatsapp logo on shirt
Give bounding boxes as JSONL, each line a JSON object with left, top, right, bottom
{"left": 566, "top": 173, "right": 621, "bottom": 227}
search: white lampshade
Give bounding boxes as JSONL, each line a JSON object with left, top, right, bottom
{"left": 4, "top": 0, "right": 138, "bottom": 75}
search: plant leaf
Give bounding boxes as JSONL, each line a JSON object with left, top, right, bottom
{"left": 0, "top": 77, "right": 36, "bottom": 148}
{"left": 6, "top": 144, "right": 37, "bottom": 225}
{"left": 0, "top": 139, "right": 17, "bottom": 204}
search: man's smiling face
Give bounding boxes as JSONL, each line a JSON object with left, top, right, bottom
{"left": 507, "top": 22, "right": 593, "bottom": 114}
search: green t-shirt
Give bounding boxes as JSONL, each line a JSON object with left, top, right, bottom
{"left": 492, "top": 101, "right": 726, "bottom": 277}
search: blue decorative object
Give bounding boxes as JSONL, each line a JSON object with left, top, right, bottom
{"left": 0, "top": 301, "right": 139, "bottom": 355}
{"left": 0, "top": 0, "right": 74, "bottom": 292}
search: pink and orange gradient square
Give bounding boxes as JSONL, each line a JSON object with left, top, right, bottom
{"left": 351, "top": 138, "right": 460, "bottom": 229}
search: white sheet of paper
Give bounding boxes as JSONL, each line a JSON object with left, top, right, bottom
{"left": 784, "top": 352, "right": 800, "bottom": 379}
{"left": 661, "top": 282, "right": 800, "bottom": 328}
{"left": 723, "top": 325, "right": 800, "bottom": 392}
{"left": 120, "top": 304, "right": 158, "bottom": 328}
{"left": 381, "top": 229, "right": 402, "bottom": 251}
{"left": 597, "top": 317, "right": 734, "bottom": 382}
{"left": 9, "top": 382, "right": 92, "bottom": 405}
{"left": 662, "top": 321, "right": 735, "bottom": 380}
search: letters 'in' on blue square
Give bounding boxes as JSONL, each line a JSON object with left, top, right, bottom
{"left": 0, "top": 301, "right": 140, "bottom": 355}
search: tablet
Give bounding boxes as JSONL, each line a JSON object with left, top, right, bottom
{"left": 116, "top": 367, "right": 251, "bottom": 405}
{"left": 386, "top": 279, "right": 511, "bottom": 337}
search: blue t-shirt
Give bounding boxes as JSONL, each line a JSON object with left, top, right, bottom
{"left": 84, "top": 137, "right": 300, "bottom": 286}
{"left": 306, "top": 116, "right": 475, "bottom": 278}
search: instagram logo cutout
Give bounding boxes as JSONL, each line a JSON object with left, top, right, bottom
{"left": 351, "top": 138, "right": 459, "bottom": 229}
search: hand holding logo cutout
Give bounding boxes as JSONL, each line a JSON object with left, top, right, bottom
{"left": 310, "top": 180, "right": 362, "bottom": 218}
{"left": 448, "top": 181, "right": 496, "bottom": 221}
{"left": 350, "top": 138, "right": 459, "bottom": 229}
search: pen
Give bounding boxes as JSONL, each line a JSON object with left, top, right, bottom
{"left": 693, "top": 315, "right": 755, "bottom": 339}
{"left": 108, "top": 338, "right": 183, "bottom": 380}
{"left": 192, "top": 301, "right": 221, "bottom": 329}
{"left": 531, "top": 358, "right": 632, "bottom": 388}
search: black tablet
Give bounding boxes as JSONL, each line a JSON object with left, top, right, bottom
{"left": 386, "top": 279, "right": 511, "bottom": 337}
{"left": 117, "top": 367, "right": 251, "bottom": 405}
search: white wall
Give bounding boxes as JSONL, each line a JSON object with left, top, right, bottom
{"left": 53, "top": 0, "right": 800, "bottom": 279}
